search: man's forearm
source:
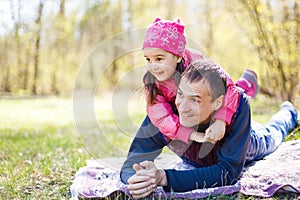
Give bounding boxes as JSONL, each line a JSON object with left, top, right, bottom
{"left": 120, "top": 116, "right": 166, "bottom": 183}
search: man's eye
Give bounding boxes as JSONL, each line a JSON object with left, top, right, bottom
{"left": 157, "top": 58, "right": 162, "bottom": 61}
{"left": 193, "top": 98, "right": 200, "bottom": 103}
{"left": 145, "top": 58, "right": 150, "bottom": 62}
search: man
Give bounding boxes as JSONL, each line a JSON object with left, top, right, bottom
{"left": 120, "top": 59, "right": 298, "bottom": 199}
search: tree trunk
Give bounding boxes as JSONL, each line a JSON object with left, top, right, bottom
{"left": 32, "top": 1, "right": 44, "bottom": 95}
{"left": 165, "top": 0, "right": 175, "bottom": 20}
{"left": 204, "top": 0, "right": 214, "bottom": 56}
{"left": 3, "top": 40, "right": 11, "bottom": 93}
{"left": 51, "top": 0, "right": 66, "bottom": 95}
{"left": 9, "top": 0, "right": 22, "bottom": 91}
{"left": 23, "top": 47, "right": 30, "bottom": 91}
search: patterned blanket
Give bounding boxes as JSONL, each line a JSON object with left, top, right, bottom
{"left": 70, "top": 140, "right": 300, "bottom": 199}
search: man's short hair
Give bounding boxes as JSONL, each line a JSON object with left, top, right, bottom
{"left": 182, "top": 59, "right": 227, "bottom": 101}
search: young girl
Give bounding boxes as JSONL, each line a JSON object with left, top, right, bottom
{"left": 142, "top": 18, "right": 258, "bottom": 143}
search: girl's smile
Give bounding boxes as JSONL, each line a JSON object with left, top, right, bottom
{"left": 143, "top": 48, "right": 182, "bottom": 82}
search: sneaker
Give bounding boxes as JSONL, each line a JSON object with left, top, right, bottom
{"left": 280, "top": 101, "right": 294, "bottom": 109}
{"left": 280, "top": 101, "right": 298, "bottom": 131}
{"left": 236, "top": 69, "right": 259, "bottom": 98}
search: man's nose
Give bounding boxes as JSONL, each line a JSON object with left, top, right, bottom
{"left": 179, "top": 99, "right": 190, "bottom": 112}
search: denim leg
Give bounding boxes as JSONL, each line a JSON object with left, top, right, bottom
{"left": 266, "top": 105, "right": 298, "bottom": 139}
{"left": 246, "top": 105, "right": 298, "bottom": 163}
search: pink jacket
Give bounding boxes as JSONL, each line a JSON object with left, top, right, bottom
{"left": 146, "top": 48, "right": 240, "bottom": 143}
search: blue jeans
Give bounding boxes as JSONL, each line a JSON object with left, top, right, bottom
{"left": 246, "top": 105, "right": 298, "bottom": 163}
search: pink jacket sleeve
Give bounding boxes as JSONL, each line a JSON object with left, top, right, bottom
{"left": 146, "top": 92, "right": 194, "bottom": 143}
{"left": 213, "top": 73, "right": 240, "bottom": 124}
{"left": 183, "top": 48, "right": 204, "bottom": 68}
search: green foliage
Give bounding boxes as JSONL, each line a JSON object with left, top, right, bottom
{"left": 237, "top": 0, "right": 300, "bottom": 101}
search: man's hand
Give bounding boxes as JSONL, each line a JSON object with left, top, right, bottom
{"left": 127, "top": 161, "right": 167, "bottom": 199}
{"left": 204, "top": 119, "right": 226, "bottom": 142}
{"left": 127, "top": 173, "right": 154, "bottom": 199}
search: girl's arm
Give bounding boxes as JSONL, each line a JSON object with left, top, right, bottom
{"left": 183, "top": 48, "right": 204, "bottom": 67}
{"left": 213, "top": 75, "right": 240, "bottom": 124}
{"left": 205, "top": 71, "right": 240, "bottom": 142}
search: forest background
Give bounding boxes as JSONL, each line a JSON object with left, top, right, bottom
{"left": 1, "top": 0, "right": 299, "bottom": 102}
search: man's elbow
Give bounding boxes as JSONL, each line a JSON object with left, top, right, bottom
{"left": 120, "top": 160, "right": 136, "bottom": 184}
{"left": 120, "top": 171, "right": 129, "bottom": 184}
{"left": 223, "top": 168, "right": 241, "bottom": 186}
{"left": 120, "top": 167, "right": 135, "bottom": 184}
{"left": 226, "top": 174, "right": 239, "bottom": 186}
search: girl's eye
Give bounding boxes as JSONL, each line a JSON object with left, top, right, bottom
{"left": 157, "top": 57, "right": 162, "bottom": 61}
{"left": 145, "top": 58, "right": 151, "bottom": 62}
{"left": 177, "top": 91, "right": 183, "bottom": 97}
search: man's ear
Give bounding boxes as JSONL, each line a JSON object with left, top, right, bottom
{"left": 212, "top": 95, "right": 224, "bottom": 111}
{"left": 177, "top": 56, "right": 182, "bottom": 63}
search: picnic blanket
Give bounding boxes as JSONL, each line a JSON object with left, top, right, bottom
{"left": 70, "top": 140, "right": 300, "bottom": 199}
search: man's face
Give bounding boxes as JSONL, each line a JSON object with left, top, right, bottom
{"left": 175, "top": 76, "right": 214, "bottom": 128}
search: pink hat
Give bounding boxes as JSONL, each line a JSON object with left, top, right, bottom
{"left": 142, "top": 18, "right": 186, "bottom": 57}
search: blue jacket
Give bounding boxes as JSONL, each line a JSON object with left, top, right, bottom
{"left": 120, "top": 93, "right": 251, "bottom": 192}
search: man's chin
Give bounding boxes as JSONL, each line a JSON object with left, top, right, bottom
{"left": 180, "top": 119, "right": 197, "bottom": 128}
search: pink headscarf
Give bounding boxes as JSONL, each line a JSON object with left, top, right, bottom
{"left": 142, "top": 18, "right": 186, "bottom": 57}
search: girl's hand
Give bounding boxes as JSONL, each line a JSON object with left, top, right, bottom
{"left": 189, "top": 131, "right": 205, "bottom": 143}
{"left": 204, "top": 119, "right": 226, "bottom": 142}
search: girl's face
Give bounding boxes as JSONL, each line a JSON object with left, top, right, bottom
{"left": 143, "top": 48, "right": 182, "bottom": 81}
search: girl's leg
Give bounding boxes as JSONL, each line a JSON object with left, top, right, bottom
{"left": 236, "top": 69, "right": 259, "bottom": 99}
{"left": 246, "top": 101, "right": 298, "bottom": 163}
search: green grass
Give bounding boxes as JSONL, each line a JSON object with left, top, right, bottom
{"left": 0, "top": 97, "right": 89, "bottom": 199}
{"left": 0, "top": 126, "right": 87, "bottom": 199}
{"left": 0, "top": 95, "right": 299, "bottom": 199}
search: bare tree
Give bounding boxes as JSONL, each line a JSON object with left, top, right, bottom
{"left": 203, "top": 0, "right": 214, "bottom": 56}
{"left": 240, "top": 0, "right": 300, "bottom": 101}
{"left": 51, "top": 0, "right": 66, "bottom": 95}
{"left": 78, "top": 0, "right": 123, "bottom": 90}
{"left": 23, "top": 43, "right": 31, "bottom": 91}
{"left": 9, "top": 0, "right": 22, "bottom": 90}
{"left": 2, "top": 40, "right": 11, "bottom": 93}
{"left": 32, "top": 0, "right": 44, "bottom": 94}
{"left": 164, "top": 0, "right": 175, "bottom": 20}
